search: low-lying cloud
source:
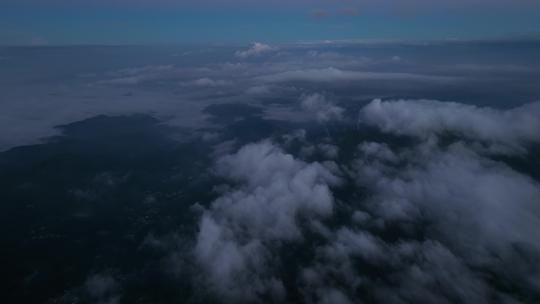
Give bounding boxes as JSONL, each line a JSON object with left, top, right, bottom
{"left": 360, "top": 99, "right": 540, "bottom": 153}
{"left": 235, "top": 42, "right": 275, "bottom": 59}
{"left": 192, "top": 99, "right": 540, "bottom": 303}
{"left": 194, "top": 141, "right": 341, "bottom": 301}
{"left": 259, "top": 67, "right": 458, "bottom": 84}
{"left": 300, "top": 93, "right": 344, "bottom": 123}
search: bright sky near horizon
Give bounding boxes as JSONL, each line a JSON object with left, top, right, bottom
{"left": 1, "top": 0, "right": 540, "bottom": 45}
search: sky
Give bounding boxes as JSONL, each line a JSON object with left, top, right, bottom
{"left": 2, "top": 0, "right": 540, "bottom": 45}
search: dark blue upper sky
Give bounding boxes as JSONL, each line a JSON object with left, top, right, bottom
{"left": 2, "top": 0, "right": 540, "bottom": 45}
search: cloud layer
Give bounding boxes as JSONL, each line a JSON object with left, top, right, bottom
{"left": 300, "top": 93, "right": 344, "bottom": 123}
{"left": 192, "top": 99, "right": 540, "bottom": 303}
{"left": 360, "top": 99, "right": 540, "bottom": 153}
{"left": 235, "top": 42, "right": 275, "bottom": 59}
{"left": 195, "top": 141, "right": 341, "bottom": 301}
{"left": 2, "top": 42, "right": 540, "bottom": 303}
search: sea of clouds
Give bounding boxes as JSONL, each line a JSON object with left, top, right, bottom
{"left": 192, "top": 97, "right": 540, "bottom": 303}
{"left": 2, "top": 41, "right": 540, "bottom": 303}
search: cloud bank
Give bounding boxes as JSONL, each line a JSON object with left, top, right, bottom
{"left": 259, "top": 67, "right": 457, "bottom": 84}
{"left": 300, "top": 93, "right": 344, "bottom": 123}
{"left": 192, "top": 99, "right": 540, "bottom": 303}
{"left": 195, "top": 141, "right": 341, "bottom": 301}
{"left": 360, "top": 99, "right": 540, "bottom": 153}
{"left": 235, "top": 42, "right": 275, "bottom": 59}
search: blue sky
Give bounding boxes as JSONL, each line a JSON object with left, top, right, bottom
{"left": 2, "top": 0, "right": 540, "bottom": 45}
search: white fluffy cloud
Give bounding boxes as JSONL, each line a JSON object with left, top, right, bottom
{"left": 300, "top": 93, "right": 344, "bottom": 123}
{"left": 356, "top": 99, "right": 540, "bottom": 255}
{"left": 300, "top": 131, "right": 540, "bottom": 303}
{"left": 192, "top": 99, "right": 540, "bottom": 303}
{"left": 194, "top": 141, "right": 341, "bottom": 301}
{"left": 356, "top": 140, "right": 540, "bottom": 253}
{"left": 327, "top": 99, "right": 540, "bottom": 302}
{"left": 360, "top": 99, "right": 540, "bottom": 153}
{"left": 235, "top": 42, "right": 275, "bottom": 59}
